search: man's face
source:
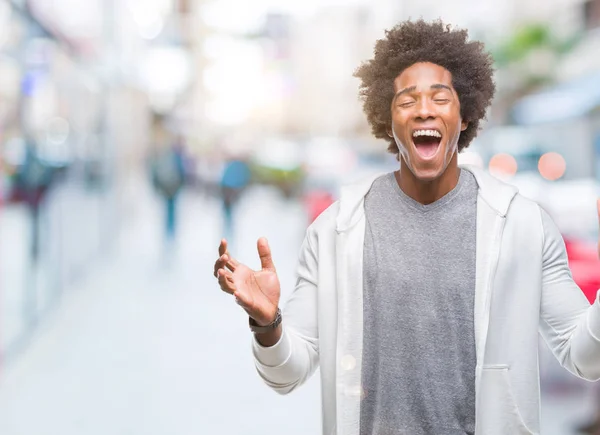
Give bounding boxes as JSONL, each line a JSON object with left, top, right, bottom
{"left": 389, "top": 62, "right": 467, "bottom": 181}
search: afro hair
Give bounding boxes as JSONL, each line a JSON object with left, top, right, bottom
{"left": 354, "top": 19, "right": 496, "bottom": 155}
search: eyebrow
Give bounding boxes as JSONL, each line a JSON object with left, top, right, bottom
{"left": 394, "top": 83, "right": 453, "bottom": 99}
{"left": 431, "top": 84, "right": 452, "bottom": 92}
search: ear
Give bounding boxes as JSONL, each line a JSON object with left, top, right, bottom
{"left": 461, "top": 120, "right": 468, "bottom": 131}
{"left": 386, "top": 126, "right": 394, "bottom": 138}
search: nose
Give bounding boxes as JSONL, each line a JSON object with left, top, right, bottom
{"left": 414, "top": 98, "right": 436, "bottom": 121}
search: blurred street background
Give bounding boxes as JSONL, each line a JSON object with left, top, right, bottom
{"left": 0, "top": 0, "right": 600, "bottom": 434}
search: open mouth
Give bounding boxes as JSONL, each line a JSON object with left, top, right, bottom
{"left": 412, "top": 129, "right": 442, "bottom": 158}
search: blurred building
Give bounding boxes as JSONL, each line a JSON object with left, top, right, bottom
{"left": 502, "top": 0, "right": 600, "bottom": 180}
{"left": 0, "top": 0, "right": 184, "bottom": 360}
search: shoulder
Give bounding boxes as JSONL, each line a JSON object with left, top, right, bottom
{"left": 307, "top": 201, "right": 340, "bottom": 236}
{"left": 506, "top": 193, "right": 544, "bottom": 225}
{"left": 510, "top": 192, "right": 542, "bottom": 213}
{"left": 505, "top": 193, "right": 553, "bottom": 247}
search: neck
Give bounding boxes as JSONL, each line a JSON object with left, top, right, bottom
{"left": 395, "top": 154, "right": 460, "bottom": 205}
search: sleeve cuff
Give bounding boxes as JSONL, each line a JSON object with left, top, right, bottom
{"left": 252, "top": 327, "right": 292, "bottom": 368}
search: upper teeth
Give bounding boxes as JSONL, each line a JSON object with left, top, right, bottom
{"left": 413, "top": 130, "right": 441, "bottom": 138}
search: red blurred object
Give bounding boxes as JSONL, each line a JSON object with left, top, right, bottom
{"left": 564, "top": 237, "right": 600, "bottom": 304}
{"left": 303, "top": 190, "right": 335, "bottom": 224}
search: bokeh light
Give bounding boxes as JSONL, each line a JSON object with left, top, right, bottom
{"left": 538, "top": 152, "right": 567, "bottom": 181}
{"left": 488, "top": 153, "right": 518, "bottom": 178}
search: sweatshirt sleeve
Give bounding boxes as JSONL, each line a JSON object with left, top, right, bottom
{"left": 252, "top": 226, "right": 320, "bottom": 394}
{"left": 538, "top": 206, "right": 600, "bottom": 381}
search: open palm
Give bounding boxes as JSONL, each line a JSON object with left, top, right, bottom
{"left": 215, "top": 238, "right": 281, "bottom": 326}
{"left": 231, "top": 262, "right": 280, "bottom": 325}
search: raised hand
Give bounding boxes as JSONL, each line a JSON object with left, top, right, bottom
{"left": 214, "top": 238, "right": 281, "bottom": 326}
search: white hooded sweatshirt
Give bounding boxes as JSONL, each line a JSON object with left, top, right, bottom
{"left": 252, "top": 165, "right": 600, "bottom": 435}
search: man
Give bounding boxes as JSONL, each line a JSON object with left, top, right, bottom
{"left": 213, "top": 19, "right": 600, "bottom": 434}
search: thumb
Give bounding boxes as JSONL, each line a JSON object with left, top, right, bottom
{"left": 257, "top": 237, "right": 275, "bottom": 271}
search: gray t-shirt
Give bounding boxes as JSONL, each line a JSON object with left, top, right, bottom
{"left": 360, "top": 169, "right": 478, "bottom": 435}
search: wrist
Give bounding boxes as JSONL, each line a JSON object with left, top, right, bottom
{"left": 249, "top": 308, "right": 282, "bottom": 333}
{"left": 254, "top": 309, "right": 278, "bottom": 326}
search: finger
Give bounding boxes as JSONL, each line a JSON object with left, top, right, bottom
{"left": 218, "top": 239, "right": 240, "bottom": 272}
{"left": 257, "top": 237, "right": 275, "bottom": 271}
{"left": 213, "top": 257, "right": 225, "bottom": 277}
{"left": 213, "top": 254, "right": 231, "bottom": 277}
{"left": 217, "top": 269, "right": 236, "bottom": 294}
{"left": 224, "top": 254, "right": 240, "bottom": 271}
{"left": 213, "top": 253, "right": 241, "bottom": 276}
{"left": 218, "top": 239, "right": 228, "bottom": 257}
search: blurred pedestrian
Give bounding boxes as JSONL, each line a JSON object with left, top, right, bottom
{"left": 151, "top": 136, "right": 186, "bottom": 244}
{"left": 13, "top": 139, "right": 54, "bottom": 262}
{"left": 212, "top": 19, "right": 600, "bottom": 435}
{"left": 219, "top": 157, "right": 251, "bottom": 240}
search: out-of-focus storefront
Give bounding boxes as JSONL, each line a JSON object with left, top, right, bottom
{"left": 0, "top": 0, "right": 103, "bottom": 360}
{"left": 0, "top": 0, "right": 155, "bottom": 361}
{"left": 510, "top": 70, "right": 600, "bottom": 179}
{"left": 503, "top": 41, "right": 600, "bottom": 240}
